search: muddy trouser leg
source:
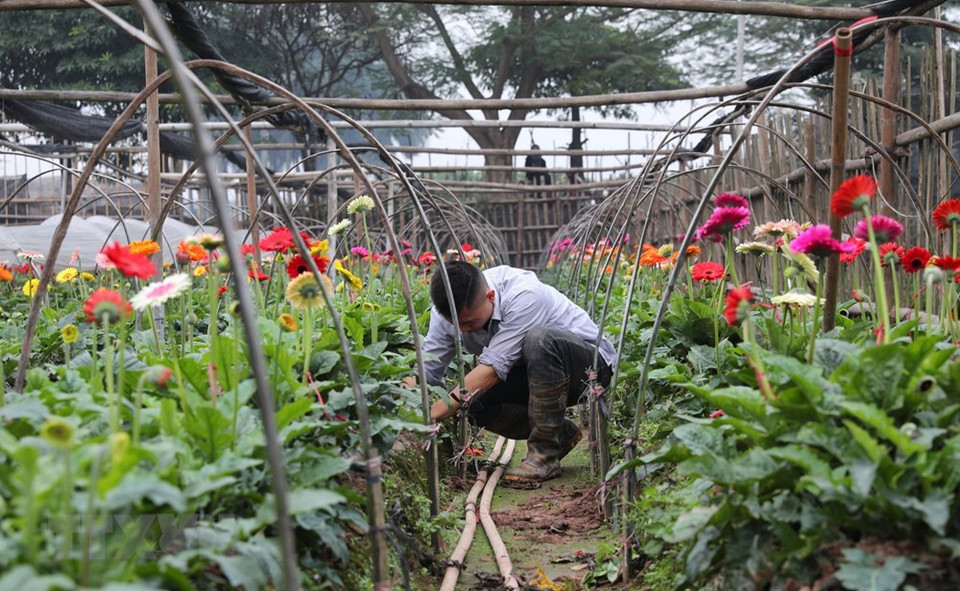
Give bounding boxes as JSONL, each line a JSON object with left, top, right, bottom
{"left": 504, "top": 327, "right": 612, "bottom": 483}
{"left": 464, "top": 364, "right": 531, "bottom": 441}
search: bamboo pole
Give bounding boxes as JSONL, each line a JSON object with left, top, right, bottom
{"left": 143, "top": 20, "right": 161, "bottom": 280}
{"left": 879, "top": 27, "right": 902, "bottom": 202}
{"left": 244, "top": 126, "right": 261, "bottom": 267}
{"left": 0, "top": 0, "right": 875, "bottom": 19}
{"left": 439, "top": 437, "right": 507, "bottom": 591}
{"left": 478, "top": 439, "right": 520, "bottom": 591}
{"left": 822, "top": 28, "right": 853, "bottom": 334}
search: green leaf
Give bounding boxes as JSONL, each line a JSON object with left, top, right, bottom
{"left": 0, "top": 565, "right": 76, "bottom": 590}
{"left": 767, "top": 444, "right": 832, "bottom": 480}
{"left": 308, "top": 350, "right": 340, "bottom": 377}
{"left": 275, "top": 396, "right": 313, "bottom": 431}
{"left": 209, "top": 553, "right": 269, "bottom": 589}
{"left": 843, "top": 420, "right": 885, "bottom": 464}
{"left": 286, "top": 488, "right": 346, "bottom": 515}
{"left": 183, "top": 406, "right": 234, "bottom": 462}
{"left": 102, "top": 473, "right": 187, "bottom": 512}
{"left": 834, "top": 547, "right": 926, "bottom": 591}
{"left": 687, "top": 384, "right": 768, "bottom": 422}
{"left": 672, "top": 423, "right": 724, "bottom": 455}
{"left": 849, "top": 459, "right": 877, "bottom": 499}
{"left": 841, "top": 401, "right": 924, "bottom": 457}
{"left": 672, "top": 506, "right": 717, "bottom": 542}
{"left": 850, "top": 346, "right": 904, "bottom": 410}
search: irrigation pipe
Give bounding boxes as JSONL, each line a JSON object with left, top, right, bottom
{"left": 478, "top": 438, "right": 521, "bottom": 590}
{"left": 439, "top": 436, "right": 507, "bottom": 591}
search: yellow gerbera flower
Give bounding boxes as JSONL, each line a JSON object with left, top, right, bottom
{"left": 80, "top": 272, "right": 96, "bottom": 281}
{"left": 334, "top": 259, "right": 363, "bottom": 291}
{"left": 278, "top": 313, "right": 298, "bottom": 332}
{"left": 23, "top": 278, "right": 39, "bottom": 296}
{"left": 285, "top": 272, "right": 332, "bottom": 310}
{"left": 193, "top": 265, "right": 208, "bottom": 277}
{"left": 56, "top": 267, "right": 79, "bottom": 283}
{"left": 309, "top": 239, "right": 329, "bottom": 257}
{"left": 61, "top": 324, "right": 80, "bottom": 344}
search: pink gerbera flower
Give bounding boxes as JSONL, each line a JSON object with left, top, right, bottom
{"left": 695, "top": 207, "right": 751, "bottom": 242}
{"left": 350, "top": 246, "right": 370, "bottom": 258}
{"left": 790, "top": 225, "right": 854, "bottom": 259}
{"left": 854, "top": 215, "right": 903, "bottom": 244}
{"left": 714, "top": 192, "right": 748, "bottom": 208}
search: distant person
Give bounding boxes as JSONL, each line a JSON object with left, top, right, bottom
{"left": 566, "top": 141, "right": 585, "bottom": 185}
{"left": 524, "top": 145, "right": 551, "bottom": 187}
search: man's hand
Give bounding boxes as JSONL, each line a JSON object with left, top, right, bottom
{"left": 430, "top": 364, "right": 500, "bottom": 422}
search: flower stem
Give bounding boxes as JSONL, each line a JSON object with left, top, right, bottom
{"left": 890, "top": 263, "right": 901, "bottom": 326}
{"left": 807, "top": 269, "right": 824, "bottom": 364}
{"left": 60, "top": 450, "right": 73, "bottom": 571}
{"left": 725, "top": 234, "right": 741, "bottom": 287}
{"left": 863, "top": 209, "right": 891, "bottom": 343}
{"left": 133, "top": 374, "right": 146, "bottom": 446}
{"left": 103, "top": 315, "right": 117, "bottom": 434}
{"left": 301, "top": 305, "right": 314, "bottom": 385}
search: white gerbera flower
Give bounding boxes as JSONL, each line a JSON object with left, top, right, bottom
{"left": 131, "top": 273, "right": 191, "bottom": 310}
{"left": 736, "top": 241, "right": 775, "bottom": 256}
{"left": 771, "top": 291, "right": 821, "bottom": 307}
{"left": 328, "top": 219, "right": 352, "bottom": 236}
{"left": 347, "top": 194, "right": 375, "bottom": 215}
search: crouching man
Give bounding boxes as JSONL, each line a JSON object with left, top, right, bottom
{"left": 419, "top": 260, "right": 616, "bottom": 484}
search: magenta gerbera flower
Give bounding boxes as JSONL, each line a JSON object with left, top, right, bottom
{"left": 694, "top": 206, "right": 751, "bottom": 243}
{"left": 854, "top": 215, "right": 903, "bottom": 244}
{"left": 789, "top": 225, "right": 854, "bottom": 259}
{"left": 714, "top": 192, "right": 748, "bottom": 208}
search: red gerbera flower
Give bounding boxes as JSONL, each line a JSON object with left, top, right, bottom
{"left": 691, "top": 261, "right": 726, "bottom": 283}
{"left": 724, "top": 283, "right": 754, "bottom": 326}
{"left": 286, "top": 254, "right": 331, "bottom": 279}
{"left": 878, "top": 243, "right": 904, "bottom": 266}
{"left": 83, "top": 288, "right": 131, "bottom": 324}
{"left": 831, "top": 174, "right": 877, "bottom": 219}
{"left": 932, "top": 255, "right": 960, "bottom": 275}
{"left": 240, "top": 244, "right": 256, "bottom": 256}
{"left": 100, "top": 242, "right": 156, "bottom": 279}
{"left": 259, "top": 227, "right": 295, "bottom": 253}
{"left": 839, "top": 237, "right": 867, "bottom": 264}
{"left": 899, "top": 247, "right": 931, "bottom": 274}
{"left": 417, "top": 251, "right": 437, "bottom": 266}
{"left": 932, "top": 199, "right": 960, "bottom": 232}
{"left": 248, "top": 268, "right": 270, "bottom": 281}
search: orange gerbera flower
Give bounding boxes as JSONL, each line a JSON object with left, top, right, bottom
{"left": 128, "top": 240, "right": 161, "bottom": 257}
{"left": 177, "top": 240, "right": 208, "bottom": 263}
{"left": 639, "top": 246, "right": 668, "bottom": 267}
{"left": 0, "top": 266, "right": 12, "bottom": 282}
{"left": 831, "top": 174, "right": 877, "bottom": 219}
{"left": 932, "top": 198, "right": 960, "bottom": 232}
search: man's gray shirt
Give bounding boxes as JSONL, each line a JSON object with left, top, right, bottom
{"left": 421, "top": 266, "right": 618, "bottom": 386}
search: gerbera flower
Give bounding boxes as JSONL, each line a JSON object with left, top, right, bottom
{"left": 328, "top": 219, "right": 352, "bottom": 236}
{"left": 347, "top": 194, "right": 375, "bottom": 215}
{"left": 177, "top": 240, "right": 208, "bottom": 263}
{"left": 771, "top": 291, "right": 820, "bottom": 307}
{"left": 100, "top": 242, "right": 156, "bottom": 280}
{"left": 310, "top": 239, "right": 330, "bottom": 257}
{"left": 259, "top": 227, "right": 295, "bottom": 253}
{"left": 83, "top": 288, "right": 131, "bottom": 324}
{"left": 56, "top": 268, "right": 78, "bottom": 283}
{"left": 22, "top": 278, "right": 39, "bottom": 296}
{"left": 735, "top": 241, "right": 775, "bottom": 256}
{"left": 878, "top": 243, "right": 904, "bottom": 266}
{"left": 130, "top": 273, "right": 191, "bottom": 311}
{"left": 691, "top": 261, "right": 725, "bottom": 283}
{"left": 17, "top": 250, "right": 45, "bottom": 262}
{"left": 686, "top": 245, "right": 702, "bottom": 258}
{"left": 285, "top": 272, "right": 332, "bottom": 310}
{"left": 417, "top": 251, "right": 437, "bottom": 267}
{"left": 286, "top": 254, "right": 331, "bottom": 279}
{"left": 640, "top": 247, "right": 668, "bottom": 267}
{"left": 334, "top": 259, "right": 363, "bottom": 290}
{"left": 128, "top": 240, "right": 161, "bottom": 257}
{"left": 782, "top": 251, "right": 820, "bottom": 283}
{"left": 350, "top": 246, "right": 371, "bottom": 259}
{"left": 839, "top": 237, "right": 867, "bottom": 264}
{"left": 193, "top": 266, "right": 207, "bottom": 277}
{"left": 240, "top": 244, "right": 256, "bottom": 257}
{"left": 190, "top": 233, "right": 224, "bottom": 251}
{"left": 60, "top": 324, "right": 79, "bottom": 344}
{"left": 723, "top": 283, "right": 754, "bottom": 326}
{"left": 931, "top": 255, "right": 960, "bottom": 276}
{"left": 714, "top": 192, "right": 749, "bottom": 208}
{"left": 790, "top": 225, "right": 854, "bottom": 259}
{"left": 932, "top": 198, "right": 960, "bottom": 231}
{"left": 248, "top": 266, "right": 270, "bottom": 282}
{"left": 753, "top": 219, "right": 801, "bottom": 239}
{"left": 278, "top": 313, "right": 298, "bottom": 332}
{"left": 695, "top": 206, "right": 751, "bottom": 242}
{"left": 854, "top": 215, "right": 903, "bottom": 244}
{"left": 39, "top": 417, "right": 75, "bottom": 451}
{"left": 80, "top": 272, "right": 95, "bottom": 281}
{"left": 831, "top": 174, "right": 877, "bottom": 219}
{"left": 94, "top": 252, "right": 116, "bottom": 270}
{"left": 0, "top": 267, "right": 12, "bottom": 282}
{"left": 899, "top": 246, "right": 931, "bottom": 274}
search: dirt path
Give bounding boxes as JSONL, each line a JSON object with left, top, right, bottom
{"left": 452, "top": 427, "right": 617, "bottom": 589}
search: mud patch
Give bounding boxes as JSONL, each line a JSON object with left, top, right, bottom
{"left": 493, "top": 483, "right": 605, "bottom": 544}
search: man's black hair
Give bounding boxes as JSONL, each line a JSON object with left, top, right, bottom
{"left": 430, "top": 261, "right": 486, "bottom": 319}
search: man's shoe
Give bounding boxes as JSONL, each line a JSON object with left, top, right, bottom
{"left": 503, "top": 454, "right": 562, "bottom": 484}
